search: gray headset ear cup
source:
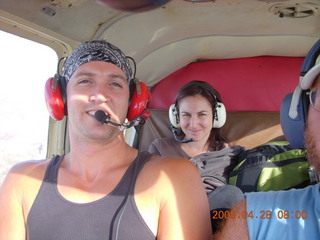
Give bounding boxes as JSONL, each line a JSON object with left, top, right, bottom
{"left": 213, "top": 102, "right": 226, "bottom": 128}
{"left": 280, "top": 93, "right": 307, "bottom": 148}
{"left": 169, "top": 104, "right": 180, "bottom": 128}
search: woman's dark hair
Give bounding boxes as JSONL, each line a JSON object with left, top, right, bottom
{"left": 174, "top": 80, "right": 227, "bottom": 151}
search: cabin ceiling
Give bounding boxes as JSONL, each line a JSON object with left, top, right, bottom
{"left": 1, "top": 0, "right": 320, "bottom": 86}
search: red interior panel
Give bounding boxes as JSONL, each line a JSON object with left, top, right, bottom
{"left": 148, "top": 56, "right": 304, "bottom": 111}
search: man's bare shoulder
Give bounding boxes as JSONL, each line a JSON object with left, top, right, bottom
{"left": 137, "top": 154, "right": 204, "bottom": 199}
{"left": 148, "top": 155, "right": 196, "bottom": 169}
{"left": 1, "top": 159, "right": 50, "bottom": 193}
{"left": 7, "top": 159, "right": 49, "bottom": 176}
{"left": 146, "top": 155, "right": 199, "bottom": 179}
{"left": 213, "top": 199, "right": 249, "bottom": 240}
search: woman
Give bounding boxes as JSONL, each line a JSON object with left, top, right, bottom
{"left": 149, "top": 81, "right": 245, "bottom": 214}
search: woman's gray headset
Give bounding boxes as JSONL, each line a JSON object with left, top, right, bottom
{"left": 168, "top": 81, "right": 226, "bottom": 142}
{"left": 280, "top": 39, "right": 320, "bottom": 148}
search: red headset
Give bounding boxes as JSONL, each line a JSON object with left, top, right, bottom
{"left": 45, "top": 74, "right": 151, "bottom": 123}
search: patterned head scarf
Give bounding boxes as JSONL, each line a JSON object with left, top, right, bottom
{"left": 62, "top": 40, "right": 133, "bottom": 82}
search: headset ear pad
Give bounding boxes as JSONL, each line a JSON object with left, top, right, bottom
{"left": 213, "top": 102, "right": 226, "bottom": 128}
{"left": 127, "top": 81, "right": 151, "bottom": 121}
{"left": 280, "top": 92, "right": 308, "bottom": 148}
{"left": 44, "top": 76, "right": 67, "bottom": 121}
{"left": 169, "top": 104, "right": 180, "bottom": 128}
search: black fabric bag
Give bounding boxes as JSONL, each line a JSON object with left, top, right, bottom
{"left": 228, "top": 141, "right": 316, "bottom": 193}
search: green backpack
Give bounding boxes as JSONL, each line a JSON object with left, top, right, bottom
{"left": 229, "top": 141, "right": 317, "bottom": 193}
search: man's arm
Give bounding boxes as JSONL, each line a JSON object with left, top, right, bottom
{"left": 213, "top": 199, "right": 249, "bottom": 240}
{"left": 156, "top": 157, "right": 212, "bottom": 240}
{"left": 0, "top": 164, "right": 27, "bottom": 240}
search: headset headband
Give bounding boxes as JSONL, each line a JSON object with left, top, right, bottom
{"left": 300, "top": 39, "right": 320, "bottom": 90}
{"left": 170, "top": 80, "right": 226, "bottom": 130}
{"left": 280, "top": 39, "right": 320, "bottom": 148}
{"left": 174, "top": 80, "right": 223, "bottom": 107}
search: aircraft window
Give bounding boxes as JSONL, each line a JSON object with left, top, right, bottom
{"left": 0, "top": 31, "right": 57, "bottom": 186}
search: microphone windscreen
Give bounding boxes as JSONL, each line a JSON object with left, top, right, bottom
{"left": 94, "top": 110, "right": 110, "bottom": 124}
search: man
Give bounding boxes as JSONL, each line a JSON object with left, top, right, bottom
{"left": 0, "top": 40, "right": 212, "bottom": 240}
{"left": 214, "top": 60, "right": 320, "bottom": 239}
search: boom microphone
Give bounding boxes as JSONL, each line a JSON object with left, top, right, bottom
{"left": 95, "top": 110, "right": 111, "bottom": 124}
{"left": 170, "top": 124, "right": 193, "bottom": 143}
{"left": 174, "top": 134, "right": 193, "bottom": 143}
{"left": 94, "top": 110, "right": 148, "bottom": 131}
{"left": 94, "top": 110, "right": 124, "bottom": 128}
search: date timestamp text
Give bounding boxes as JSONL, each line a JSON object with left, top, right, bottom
{"left": 212, "top": 210, "right": 308, "bottom": 220}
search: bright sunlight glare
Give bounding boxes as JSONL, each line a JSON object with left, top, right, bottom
{"left": 0, "top": 30, "right": 57, "bottom": 186}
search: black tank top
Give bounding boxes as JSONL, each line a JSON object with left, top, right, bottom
{"left": 26, "top": 151, "right": 156, "bottom": 240}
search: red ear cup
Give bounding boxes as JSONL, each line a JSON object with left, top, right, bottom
{"left": 127, "top": 81, "right": 151, "bottom": 121}
{"left": 45, "top": 76, "right": 150, "bottom": 122}
{"left": 44, "top": 76, "right": 65, "bottom": 121}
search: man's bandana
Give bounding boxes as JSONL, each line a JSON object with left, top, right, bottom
{"left": 62, "top": 40, "right": 133, "bottom": 82}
